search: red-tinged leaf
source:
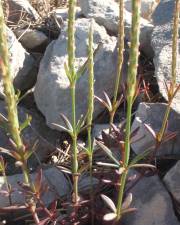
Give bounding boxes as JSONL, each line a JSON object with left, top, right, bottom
{"left": 172, "top": 84, "right": 180, "bottom": 98}
{"left": 0, "top": 205, "right": 27, "bottom": 212}
{"left": 17, "top": 181, "right": 33, "bottom": 194}
{"left": 129, "top": 164, "right": 156, "bottom": 169}
{"left": 163, "top": 131, "right": 178, "bottom": 143}
{"left": 38, "top": 217, "right": 50, "bottom": 225}
{"left": 144, "top": 123, "right": 157, "bottom": 139}
{"left": 130, "top": 127, "right": 140, "bottom": 140}
{"left": 0, "top": 190, "right": 10, "bottom": 197}
{"left": 103, "top": 91, "right": 112, "bottom": 109}
{"left": 8, "top": 138, "right": 17, "bottom": 149}
{"left": 24, "top": 140, "right": 39, "bottom": 160}
{"left": 163, "top": 80, "right": 170, "bottom": 96}
{"left": 94, "top": 95, "right": 111, "bottom": 111}
{"left": 34, "top": 169, "right": 43, "bottom": 195}
{"left": 0, "top": 147, "right": 21, "bottom": 161}
{"left": 121, "top": 207, "right": 137, "bottom": 215}
{"left": 101, "top": 194, "right": 116, "bottom": 213}
{"left": 103, "top": 213, "right": 117, "bottom": 221}
{"left": 49, "top": 200, "right": 57, "bottom": 213}
{"left": 122, "top": 193, "right": 133, "bottom": 210}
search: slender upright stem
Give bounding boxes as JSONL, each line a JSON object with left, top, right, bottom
{"left": 71, "top": 84, "right": 79, "bottom": 203}
{"left": 87, "top": 21, "right": 94, "bottom": 224}
{"left": 157, "top": 0, "right": 179, "bottom": 143}
{"left": 68, "top": 0, "right": 79, "bottom": 203}
{"left": 0, "top": 5, "right": 22, "bottom": 151}
{"left": 115, "top": 0, "right": 141, "bottom": 221}
{"left": 171, "top": 0, "right": 180, "bottom": 89}
{"left": 0, "top": 1, "right": 31, "bottom": 186}
{"left": 110, "top": 0, "right": 124, "bottom": 125}
{"left": 68, "top": 0, "right": 76, "bottom": 78}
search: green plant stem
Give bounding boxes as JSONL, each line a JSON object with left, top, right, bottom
{"left": 68, "top": 0, "right": 76, "bottom": 77}
{"left": 171, "top": 0, "right": 180, "bottom": 89}
{"left": 71, "top": 83, "right": 79, "bottom": 203}
{"left": 115, "top": 98, "right": 132, "bottom": 221}
{"left": 87, "top": 21, "right": 94, "bottom": 224}
{"left": 115, "top": 0, "right": 141, "bottom": 221}
{"left": 110, "top": 0, "right": 124, "bottom": 125}
{"left": 0, "top": 2, "right": 31, "bottom": 187}
{"left": 68, "top": 0, "right": 79, "bottom": 204}
{"left": 0, "top": 5, "right": 39, "bottom": 223}
{"left": 157, "top": 0, "right": 179, "bottom": 143}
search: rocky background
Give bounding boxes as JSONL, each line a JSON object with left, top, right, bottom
{"left": 0, "top": 0, "right": 180, "bottom": 225}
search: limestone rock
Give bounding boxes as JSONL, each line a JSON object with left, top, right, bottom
{"left": 124, "top": 0, "right": 159, "bottom": 20}
{"left": 131, "top": 103, "right": 180, "bottom": 156}
{"left": 164, "top": 160, "right": 180, "bottom": 205}
{"left": 0, "top": 101, "right": 62, "bottom": 174}
{"left": 122, "top": 172, "right": 180, "bottom": 225}
{"left": 0, "top": 167, "right": 70, "bottom": 207}
{"left": 0, "top": 28, "right": 36, "bottom": 94}
{"left": 151, "top": 0, "right": 180, "bottom": 114}
{"left": 34, "top": 18, "right": 128, "bottom": 131}
{"left": 79, "top": 0, "right": 154, "bottom": 56}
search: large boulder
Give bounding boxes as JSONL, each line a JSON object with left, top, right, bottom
{"left": 122, "top": 172, "right": 180, "bottom": 225}
{"left": 0, "top": 28, "right": 36, "bottom": 95}
{"left": 34, "top": 18, "right": 128, "bottom": 131}
{"left": 151, "top": 0, "right": 180, "bottom": 114}
{"left": 79, "top": 0, "right": 154, "bottom": 56}
{"left": 131, "top": 102, "right": 180, "bottom": 156}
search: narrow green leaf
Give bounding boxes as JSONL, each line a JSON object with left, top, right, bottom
{"left": 20, "top": 114, "right": 32, "bottom": 132}
{"left": 129, "top": 149, "right": 151, "bottom": 166}
{"left": 60, "top": 114, "right": 73, "bottom": 132}
{"left": 52, "top": 123, "right": 72, "bottom": 135}
{"left": 96, "top": 141, "right": 120, "bottom": 166}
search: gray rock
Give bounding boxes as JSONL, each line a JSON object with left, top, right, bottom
{"left": 121, "top": 172, "right": 180, "bottom": 225}
{"left": 164, "top": 160, "right": 180, "bottom": 204}
{"left": 0, "top": 166, "right": 70, "bottom": 207}
{"left": 55, "top": 6, "right": 82, "bottom": 22}
{"left": 151, "top": 0, "right": 180, "bottom": 114}
{"left": 92, "top": 124, "right": 111, "bottom": 140}
{"left": 14, "top": 29, "right": 48, "bottom": 49}
{"left": 34, "top": 18, "right": 128, "bottom": 131}
{"left": 79, "top": 0, "right": 154, "bottom": 56}
{"left": 78, "top": 174, "right": 99, "bottom": 192}
{"left": 0, "top": 101, "right": 62, "bottom": 174}
{"left": 131, "top": 102, "right": 180, "bottom": 156}
{"left": 0, "top": 28, "right": 36, "bottom": 94}
{"left": 124, "top": 0, "right": 159, "bottom": 20}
